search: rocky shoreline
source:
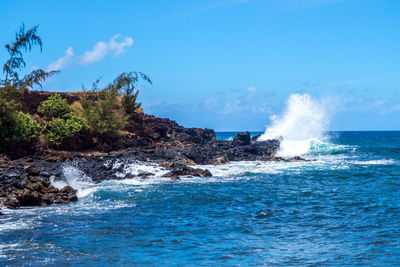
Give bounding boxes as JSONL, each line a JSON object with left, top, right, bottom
{"left": 0, "top": 130, "right": 310, "bottom": 213}
{"left": 0, "top": 90, "right": 309, "bottom": 213}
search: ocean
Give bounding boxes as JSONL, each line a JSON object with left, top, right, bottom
{"left": 1, "top": 130, "right": 400, "bottom": 265}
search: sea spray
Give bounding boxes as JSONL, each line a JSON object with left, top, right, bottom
{"left": 258, "top": 94, "right": 330, "bottom": 157}
{"left": 51, "top": 165, "right": 96, "bottom": 198}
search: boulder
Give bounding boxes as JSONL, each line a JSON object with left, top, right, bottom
{"left": 180, "top": 158, "right": 196, "bottom": 166}
{"left": 15, "top": 189, "right": 42, "bottom": 206}
{"left": 23, "top": 165, "right": 40, "bottom": 176}
{"left": 0, "top": 177, "right": 78, "bottom": 209}
{"left": 0, "top": 189, "right": 7, "bottom": 198}
{"left": 162, "top": 163, "right": 212, "bottom": 178}
{"left": 233, "top": 132, "right": 251, "bottom": 146}
{"left": 3, "top": 197, "right": 21, "bottom": 209}
{"left": 60, "top": 186, "right": 76, "bottom": 195}
{"left": 47, "top": 186, "right": 59, "bottom": 194}
{"left": 212, "top": 157, "right": 229, "bottom": 166}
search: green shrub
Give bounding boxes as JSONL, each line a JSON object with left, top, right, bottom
{"left": 0, "top": 107, "right": 40, "bottom": 146}
{"left": 12, "top": 111, "right": 41, "bottom": 142}
{"left": 38, "top": 94, "right": 71, "bottom": 119}
{"left": 38, "top": 94, "right": 88, "bottom": 147}
{"left": 0, "top": 86, "right": 40, "bottom": 147}
{"left": 42, "top": 113, "right": 87, "bottom": 147}
{"left": 80, "top": 85, "right": 127, "bottom": 136}
{"left": 63, "top": 112, "right": 88, "bottom": 133}
{"left": 42, "top": 118, "right": 67, "bottom": 146}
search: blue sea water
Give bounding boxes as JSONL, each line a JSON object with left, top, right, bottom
{"left": 1, "top": 131, "right": 400, "bottom": 266}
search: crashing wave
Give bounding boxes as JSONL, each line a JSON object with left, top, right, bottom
{"left": 307, "top": 139, "right": 354, "bottom": 155}
{"left": 258, "top": 94, "right": 342, "bottom": 157}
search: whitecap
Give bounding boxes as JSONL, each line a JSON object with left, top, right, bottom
{"left": 351, "top": 159, "right": 396, "bottom": 165}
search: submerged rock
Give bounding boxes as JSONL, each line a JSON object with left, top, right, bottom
{"left": 271, "top": 155, "right": 310, "bottom": 162}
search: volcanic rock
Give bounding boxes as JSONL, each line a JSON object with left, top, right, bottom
{"left": 233, "top": 132, "right": 251, "bottom": 146}
{"left": 162, "top": 163, "right": 212, "bottom": 179}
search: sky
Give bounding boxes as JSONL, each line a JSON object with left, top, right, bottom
{"left": 0, "top": 0, "right": 399, "bottom": 131}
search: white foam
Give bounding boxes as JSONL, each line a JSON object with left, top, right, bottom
{"left": 0, "top": 219, "right": 31, "bottom": 232}
{"left": 351, "top": 159, "right": 396, "bottom": 165}
{"left": 198, "top": 161, "right": 282, "bottom": 177}
{"left": 0, "top": 242, "right": 23, "bottom": 258}
{"left": 258, "top": 94, "right": 331, "bottom": 157}
{"left": 49, "top": 162, "right": 172, "bottom": 198}
{"left": 51, "top": 165, "right": 96, "bottom": 198}
{"left": 112, "top": 160, "right": 169, "bottom": 178}
{"left": 45, "top": 154, "right": 396, "bottom": 204}
{"left": 50, "top": 159, "right": 344, "bottom": 196}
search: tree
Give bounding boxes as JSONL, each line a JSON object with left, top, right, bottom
{"left": 113, "top": 72, "right": 152, "bottom": 116}
{"left": 0, "top": 24, "right": 58, "bottom": 151}
{"left": 1, "top": 23, "right": 58, "bottom": 89}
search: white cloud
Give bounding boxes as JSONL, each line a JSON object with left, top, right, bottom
{"left": 197, "top": 86, "right": 275, "bottom": 116}
{"left": 46, "top": 46, "right": 74, "bottom": 71}
{"left": 108, "top": 34, "right": 133, "bottom": 55}
{"left": 80, "top": 41, "right": 108, "bottom": 65}
{"left": 143, "top": 86, "right": 277, "bottom": 130}
{"left": 80, "top": 34, "right": 133, "bottom": 65}
{"left": 46, "top": 34, "right": 133, "bottom": 70}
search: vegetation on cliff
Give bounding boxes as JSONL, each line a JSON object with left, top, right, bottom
{"left": 0, "top": 24, "right": 151, "bottom": 157}
{"left": 39, "top": 94, "right": 88, "bottom": 147}
{"left": 0, "top": 24, "right": 56, "bottom": 152}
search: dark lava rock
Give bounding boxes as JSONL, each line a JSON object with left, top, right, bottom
{"left": 271, "top": 155, "right": 310, "bottom": 162}
{"left": 23, "top": 165, "right": 40, "bottom": 176}
{"left": 251, "top": 135, "right": 261, "bottom": 142}
{"left": 15, "top": 188, "right": 42, "bottom": 206}
{"left": 233, "top": 132, "right": 251, "bottom": 146}
{"left": 0, "top": 177, "right": 78, "bottom": 209}
{"left": 1, "top": 197, "right": 20, "bottom": 209}
{"left": 137, "top": 172, "right": 154, "bottom": 178}
{"left": 162, "top": 163, "right": 212, "bottom": 179}
{"left": 0, "top": 189, "right": 7, "bottom": 198}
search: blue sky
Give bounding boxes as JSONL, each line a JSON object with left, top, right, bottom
{"left": 1, "top": 0, "right": 399, "bottom": 131}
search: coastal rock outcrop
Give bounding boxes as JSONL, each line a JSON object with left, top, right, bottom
{"left": 160, "top": 162, "right": 212, "bottom": 179}
{"left": 233, "top": 131, "right": 251, "bottom": 146}
{"left": 0, "top": 90, "right": 284, "bottom": 212}
{"left": 0, "top": 131, "right": 281, "bottom": 190}
{"left": 0, "top": 176, "right": 77, "bottom": 210}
